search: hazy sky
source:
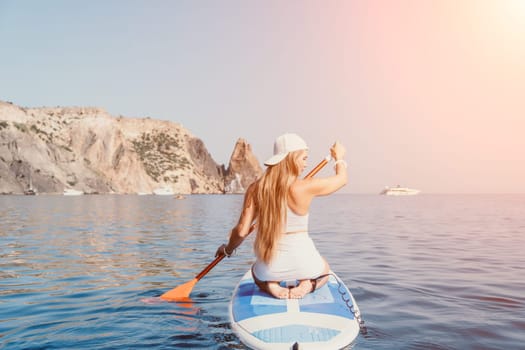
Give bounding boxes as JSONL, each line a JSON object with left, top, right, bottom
{"left": 1, "top": 0, "right": 524, "bottom": 193}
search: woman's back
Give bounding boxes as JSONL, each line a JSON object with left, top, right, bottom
{"left": 284, "top": 207, "right": 308, "bottom": 233}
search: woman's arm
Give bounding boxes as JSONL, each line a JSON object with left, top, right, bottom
{"left": 215, "top": 182, "right": 257, "bottom": 257}
{"left": 303, "top": 163, "right": 347, "bottom": 196}
{"left": 290, "top": 142, "right": 347, "bottom": 208}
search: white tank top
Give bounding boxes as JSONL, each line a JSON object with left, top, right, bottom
{"left": 284, "top": 207, "right": 308, "bottom": 233}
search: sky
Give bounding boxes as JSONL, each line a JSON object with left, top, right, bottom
{"left": 1, "top": 0, "right": 524, "bottom": 193}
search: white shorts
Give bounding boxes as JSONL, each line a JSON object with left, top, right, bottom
{"left": 252, "top": 232, "right": 326, "bottom": 281}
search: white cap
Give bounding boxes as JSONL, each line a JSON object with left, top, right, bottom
{"left": 264, "top": 133, "right": 308, "bottom": 166}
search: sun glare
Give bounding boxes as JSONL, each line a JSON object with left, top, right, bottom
{"left": 500, "top": 0, "right": 525, "bottom": 33}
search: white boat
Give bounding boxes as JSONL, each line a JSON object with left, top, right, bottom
{"left": 24, "top": 188, "right": 37, "bottom": 195}
{"left": 380, "top": 186, "right": 420, "bottom": 196}
{"left": 63, "top": 188, "right": 84, "bottom": 196}
{"left": 153, "top": 187, "right": 174, "bottom": 196}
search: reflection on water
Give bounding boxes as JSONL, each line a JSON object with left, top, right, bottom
{"left": 1, "top": 194, "right": 525, "bottom": 349}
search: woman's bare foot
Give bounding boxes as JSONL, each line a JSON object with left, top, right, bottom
{"left": 289, "top": 280, "right": 314, "bottom": 299}
{"left": 266, "top": 281, "right": 290, "bottom": 299}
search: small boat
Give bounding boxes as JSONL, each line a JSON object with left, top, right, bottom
{"left": 63, "top": 188, "right": 84, "bottom": 196}
{"left": 24, "top": 188, "right": 37, "bottom": 195}
{"left": 380, "top": 185, "right": 420, "bottom": 196}
{"left": 230, "top": 270, "right": 363, "bottom": 349}
{"left": 153, "top": 187, "right": 174, "bottom": 196}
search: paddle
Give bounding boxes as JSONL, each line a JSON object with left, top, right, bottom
{"left": 160, "top": 155, "right": 331, "bottom": 301}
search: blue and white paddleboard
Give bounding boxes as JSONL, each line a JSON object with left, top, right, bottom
{"left": 229, "top": 270, "right": 361, "bottom": 350}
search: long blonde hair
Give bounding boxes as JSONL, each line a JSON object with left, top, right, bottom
{"left": 254, "top": 151, "right": 302, "bottom": 264}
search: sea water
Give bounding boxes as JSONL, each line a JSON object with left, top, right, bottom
{"left": 1, "top": 194, "right": 524, "bottom": 349}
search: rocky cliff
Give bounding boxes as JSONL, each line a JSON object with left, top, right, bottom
{"left": 0, "top": 100, "right": 263, "bottom": 195}
{"left": 224, "top": 139, "right": 263, "bottom": 193}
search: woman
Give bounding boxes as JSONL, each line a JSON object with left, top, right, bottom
{"left": 216, "top": 133, "right": 347, "bottom": 299}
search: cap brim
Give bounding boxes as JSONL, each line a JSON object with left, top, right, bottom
{"left": 264, "top": 153, "right": 287, "bottom": 166}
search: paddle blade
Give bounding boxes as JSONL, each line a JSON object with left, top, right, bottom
{"left": 160, "top": 278, "right": 198, "bottom": 302}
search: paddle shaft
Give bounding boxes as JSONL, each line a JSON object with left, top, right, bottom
{"left": 193, "top": 155, "right": 330, "bottom": 282}
{"left": 196, "top": 255, "right": 224, "bottom": 281}
{"left": 304, "top": 156, "right": 330, "bottom": 179}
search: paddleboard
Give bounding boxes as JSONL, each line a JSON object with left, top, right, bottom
{"left": 229, "top": 270, "right": 362, "bottom": 350}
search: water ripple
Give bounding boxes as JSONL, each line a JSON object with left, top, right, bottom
{"left": 1, "top": 194, "right": 524, "bottom": 349}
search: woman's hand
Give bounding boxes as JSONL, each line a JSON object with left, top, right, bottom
{"left": 216, "top": 243, "right": 235, "bottom": 258}
{"left": 215, "top": 244, "right": 228, "bottom": 258}
{"left": 330, "top": 141, "right": 346, "bottom": 161}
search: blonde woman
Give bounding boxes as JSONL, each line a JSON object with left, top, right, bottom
{"left": 216, "top": 133, "right": 347, "bottom": 299}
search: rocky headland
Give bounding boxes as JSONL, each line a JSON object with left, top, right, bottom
{"left": 0, "top": 100, "right": 263, "bottom": 195}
